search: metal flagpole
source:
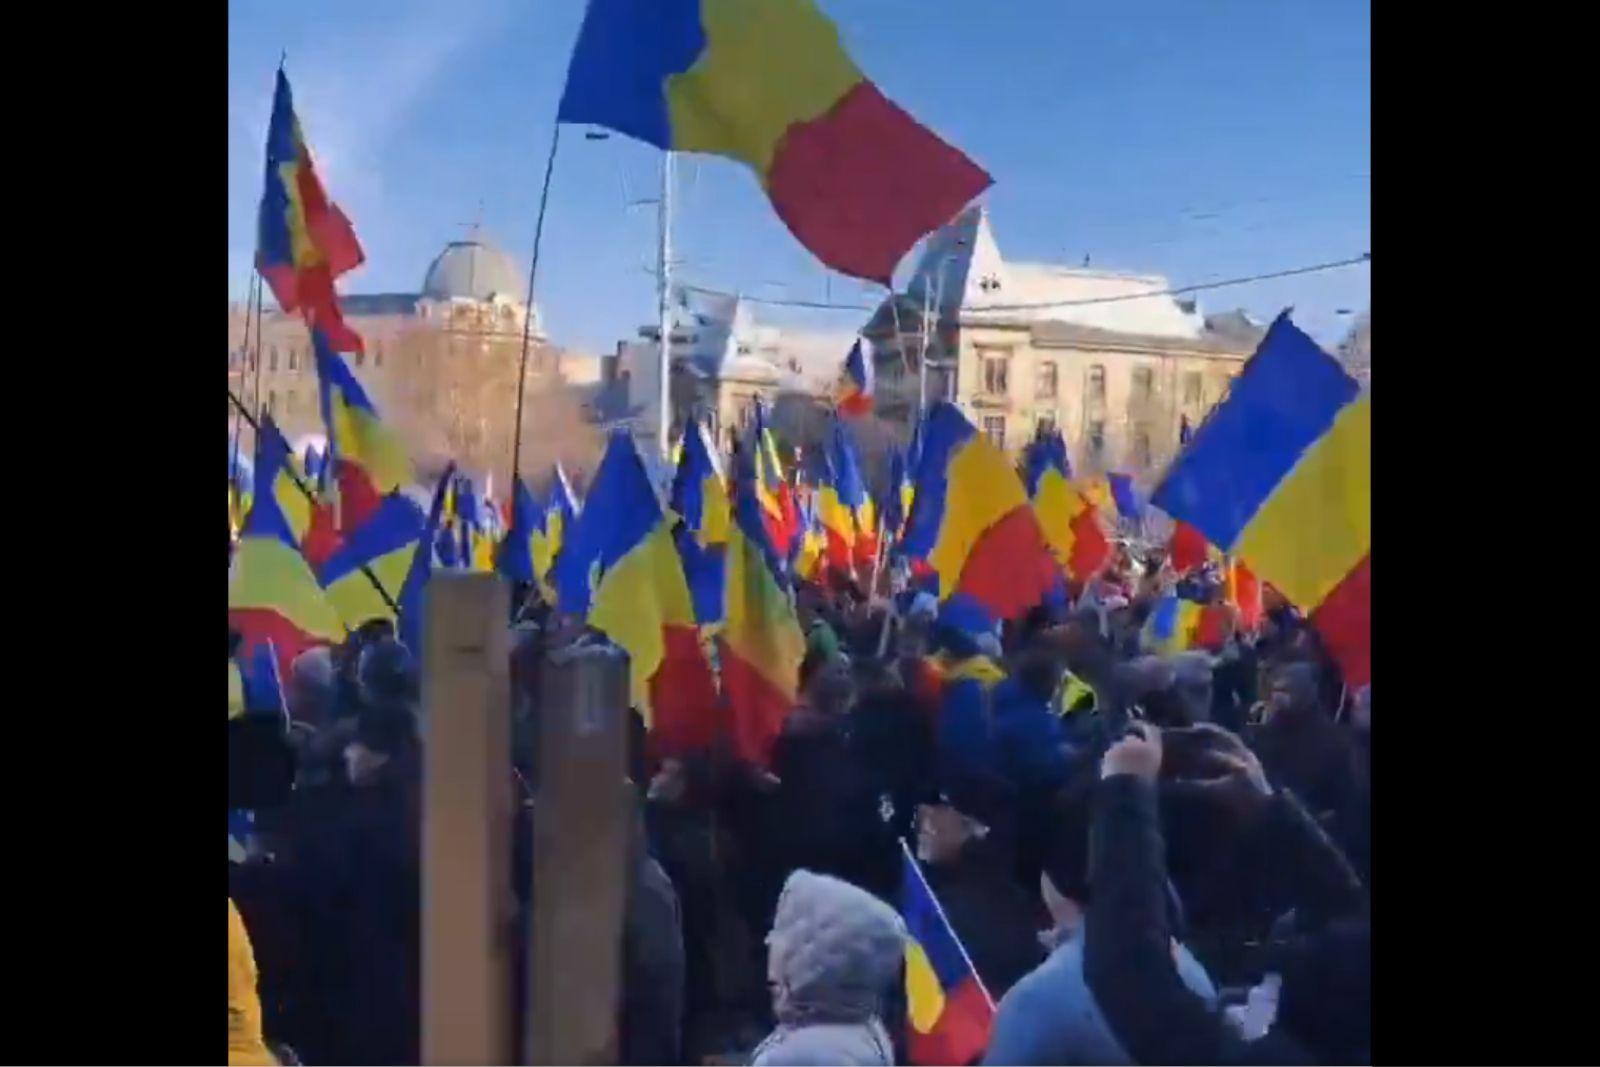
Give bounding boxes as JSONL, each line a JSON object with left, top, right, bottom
{"left": 657, "top": 149, "right": 675, "bottom": 461}
{"left": 511, "top": 123, "right": 564, "bottom": 491}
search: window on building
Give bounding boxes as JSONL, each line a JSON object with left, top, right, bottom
{"left": 1183, "top": 371, "right": 1202, "bottom": 404}
{"left": 982, "top": 416, "right": 1006, "bottom": 449}
{"left": 1035, "top": 415, "right": 1057, "bottom": 438}
{"left": 1088, "top": 420, "right": 1105, "bottom": 455}
{"left": 374, "top": 342, "right": 384, "bottom": 368}
{"left": 269, "top": 347, "right": 278, "bottom": 372}
{"left": 267, "top": 390, "right": 277, "bottom": 415}
{"left": 1132, "top": 365, "right": 1154, "bottom": 401}
{"left": 1089, "top": 364, "right": 1106, "bottom": 400}
{"left": 287, "top": 348, "right": 297, "bottom": 372}
{"left": 354, "top": 348, "right": 365, "bottom": 367}
{"left": 982, "top": 354, "right": 1009, "bottom": 395}
{"left": 1036, "top": 361, "right": 1058, "bottom": 399}
{"left": 1134, "top": 428, "right": 1152, "bottom": 468}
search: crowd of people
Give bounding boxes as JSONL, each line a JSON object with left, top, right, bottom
{"left": 229, "top": 537, "right": 1371, "bottom": 1066}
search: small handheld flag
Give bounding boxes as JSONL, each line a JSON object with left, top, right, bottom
{"left": 900, "top": 839, "right": 994, "bottom": 1065}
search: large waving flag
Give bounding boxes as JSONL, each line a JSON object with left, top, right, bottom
{"left": 670, "top": 419, "right": 731, "bottom": 626}
{"left": 837, "top": 338, "right": 874, "bottom": 416}
{"left": 1226, "top": 557, "right": 1263, "bottom": 632}
{"left": 1153, "top": 313, "right": 1370, "bottom": 684}
{"left": 557, "top": 0, "right": 991, "bottom": 284}
{"left": 900, "top": 842, "right": 994, "bottom": 1065}
{"left": 396, "top": 466, "right": 452, "bottom": 656}
{"left": 554, "top": 433, "right": 718, "bottom": 755}
{"left": 1025, "top": 429, "right": 1111, "bottom": 585}
{"left": 313, "top": 330, "right": 415, "bottom": 534}
{"left": 229, "top": 418, "right": 344, "bottom": 681}
{"left": 256, "top": 69, "right": 365, "bottom": 352}
{"left": 905, "top": 402, "right": 1058, "bottom": 624}
{"left": 318, "top": 493, "right": 423, "bottom": 630}
{"left": 1141, "top": 593, "right": 1231, "bottom": 655}
{"left": 751, "top": 400, "right": 799, "bottom": 557}
{"left": 721, "top": 446, "right": 807, "bottom": 767}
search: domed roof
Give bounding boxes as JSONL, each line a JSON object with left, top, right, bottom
{"left": 421, "top": 238, "right": 524, "bottom": 303}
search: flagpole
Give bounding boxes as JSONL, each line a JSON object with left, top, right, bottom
{"left": 228, "top": 387, "right": 402, "bottom": 617}
{"left": 657, "top": 149, "right": 675, "bottom": 461}
{"left": 511, "top": 123, "right": 564, "bottom": 492}
{"left": 899, "top": 838, "right": 998, "bottom": 1012}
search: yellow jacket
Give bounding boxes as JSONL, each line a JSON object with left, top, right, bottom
{"left": 228, "top": 899, "right": 276, "bottom": 1066}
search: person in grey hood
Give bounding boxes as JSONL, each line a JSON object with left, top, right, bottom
{"left": 751, "top": 870, "right": 907, "bottom": 1065}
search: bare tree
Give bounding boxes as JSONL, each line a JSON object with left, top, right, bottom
{"left": 388, "top": 313, "right": 604, "bottom": 488}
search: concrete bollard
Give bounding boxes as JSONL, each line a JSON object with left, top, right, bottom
{"left": 525, "top": 639, "right": 631, "bottom": 1066}
{"left": 422, "top": 573, "right": 513, "bottom": 1066}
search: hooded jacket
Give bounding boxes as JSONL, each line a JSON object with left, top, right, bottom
{"left": 752, "top": 870, "right": 907, "bottom": 1065}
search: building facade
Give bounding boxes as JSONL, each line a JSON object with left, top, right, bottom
{"left": 863, "top": 206, "right": 1263, "bottom": 477}
{"left": 227, "top": 234, "right": 549, "bottom": 449}
{"left": 605, "top": 287, "right": 855, "bottom": 453}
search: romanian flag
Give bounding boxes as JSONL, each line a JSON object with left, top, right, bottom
{"left": 318, "top": 493, "right": 424, "bottom": 630}
{"left": 1226, "top": 557, "right": 1263, "bottom": 632}
{"left": 1025, "top": 430, "right": 1111, "bottom": 585}
{"left": 791, "top": 489, "right": 827, "bottom": 583}
{"left": 454, "top": 477, "right": 496, "bottom": 573}
{"left": 900, "top": 843, "right": 993, "bottom": 1065}
{"left": 1107, "top": 472, "right": 1143, "bottom": 524}
{"left": 557, "top": 0, "right": 991, "bottom": 284}
{"left": 837, "top": 338, "right": 874, "bottom": 415}
{"left": 1168, "top": 518, "right": 1215, "bottom": 575}
{"left": 669, "top": 419, "right": 731, "bottom": 626}
{"left": 496, "top": 478, "right": 543, "bottom": 586}
{"left": 237, "top": 639, "right": 289, "bottom": 720}
{"left": 904, "top": 403, "right": 1058, "bottom": 624}
{"left": 256, "top": 69, "right": 365, "bottom": 352}
{"left": 1141, "top": 594, "right": 1202, "bottom": 655}
{"left": 554, "top": 433, "right": 718, "bottom": 755}
{"left": 884, "top": 446, "right": 911, "bottom": 541}
{"left": 818, "top": 418, "right": 877, "bottom": 570}
{"left": 1153, "top": 314, "right": 1370, "bottom": 685}
{"left": 536, "top": 463, "right": 581, "bottom": 592}
{"left": 397, "top": 465, "right": 453, "bottom": 656}
{"left": 229, "top": 418, "right": 344, "bottom": 682}
{"left": 751, "top": 400, "right": 798, "bottom": 557}
{"left": 720, "top": 447, "right": 807, "bottom": 767}
{"left": 313, "top": 330, "right": 414, "bottom": 534}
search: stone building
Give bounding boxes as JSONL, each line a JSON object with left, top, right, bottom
{"left": 227, "top": 233, "right": 550, "bottom": 448}
{"left": 862, "top": 205, "right": 1264, "bottom": 477}
{"left": 604, "top": 287, "right": 855, "bottom": 453}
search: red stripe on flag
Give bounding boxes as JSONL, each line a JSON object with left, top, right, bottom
{"left": 720, "top": 646, "right": 793, "bottom": 768}
{"left": 907, "top": 976, "right": 992, "bottom": 1067}
{"left": 767, "top": 80, "right": 993, "bottom": 284}
{"left": 228, "top": 606, "right": 331, "bottom": 689}
{"left": 649, "top": 624, "right": 720, "bottom": 757}
{"left": 1310, "top": 554, "right": 1370, "bottom": 687}
{"left": 955, "top": 507, "right": 1059, "bottom": 622}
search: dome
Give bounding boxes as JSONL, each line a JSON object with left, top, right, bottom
{"left": 421, "top": 239, "right": 524, "bottom": 303}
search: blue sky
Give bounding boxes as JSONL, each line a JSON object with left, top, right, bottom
{"left": 228, "top": 0, "right": 1370, "bottom": 353}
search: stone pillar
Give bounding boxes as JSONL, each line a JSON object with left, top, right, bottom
{"left": 422, "top": 573, "right": 514, "bottom": 1065}
{"left": 525, "top": 641, "right": 631, "bottom": 1065}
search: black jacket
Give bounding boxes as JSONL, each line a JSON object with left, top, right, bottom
{"left": 621, "top": 854, "right": 686, "bottom": 1065}
{"left": 1083, "top": 775, "right": 1312, "bottom": 1066}
{"left": 924, "top": 835, "right": 1045, "bottom": 1000}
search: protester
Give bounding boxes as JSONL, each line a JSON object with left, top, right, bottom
{"left": 750, "top": 870, "right": 906, "bottom": 1066}
{"left": 914, "top": 779, "right": 1043, "bottom": 1000}
{"left": 1082, "top": 724, "right": 1370, "bottom": 1065}
{"left": 985, "top": 775, "right": 1219, "bottom": 1066}
{"left": 621, "top": 795, "right": 687, "bottom": 1065}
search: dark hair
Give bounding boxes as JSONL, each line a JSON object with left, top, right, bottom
{"left": 1038, "top": 779, "right": 1094, "bottom": 903}
{"left": 354, "top": 700, "right": 417, "bottom": 756}
{"left": 798, "top": 646, "right": 830, "bottom": 692}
